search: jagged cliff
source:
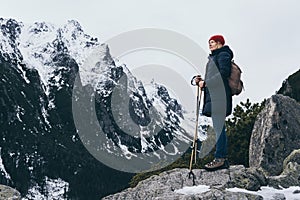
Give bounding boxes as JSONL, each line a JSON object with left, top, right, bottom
{"left": 0, "top": 18, "right": 132, "bottom": 199}
{"left": 0, "top": 18, "right": 197, "bottom": 199}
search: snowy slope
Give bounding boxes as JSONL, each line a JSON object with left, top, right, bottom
{"left": 17, "top": 19, "right": 212, "bottom": 163}
{"left": 0, "top": 18, "right": 213, "bottom": 198}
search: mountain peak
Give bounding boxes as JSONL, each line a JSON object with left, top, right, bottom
{"left": 0, "top": 18, "right": 197, "bottom": 199}
{"left": 0, "top": 18, "right": 23, "bottom": 62}
{"left": 0, "top": 18, "right": 22, "bottom": 42}
{"left": 29, "top": 22, "right": 55, "bottom": 34}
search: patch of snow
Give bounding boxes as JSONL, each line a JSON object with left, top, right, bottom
{"left": 41, "top": 103, "right": 51, "bottom": 128}
{"left": 23, "top": 177, "right": 69, "bottom": 200}
{"left": 176, "top": 184, "right": 300, "bottom": 199}
{"left": 227, "top": 186, "right": 300, "bottom": 200}
{"left": 175, "top": 185, "right": 210, "bottom": 195}
{"left": 19, "top": 22, "right": 57, "bottom": 87}
{"left": 17, "top": 63, "right": 31, "bottom": 84}
{"left": 79, "top": 44, "right": 113, "bottom": 90}
{"left": 15, "top": 105, "right": 24, "bottom": 122}
{"left": 0, "top": 148, "right": 12, "bottom": 180}
{"left": 118, "top": 139, "right": 138, "bottom": 159}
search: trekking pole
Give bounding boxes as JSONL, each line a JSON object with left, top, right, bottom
{"left": 188, "top": 76, "right": 203, "bottom": 185}
{"left": 194, "top": 88, "right": 202, "bottom": 164}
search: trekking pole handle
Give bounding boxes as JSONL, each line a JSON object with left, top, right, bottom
{"left": 191, "top": 75, "right": 202, "bottom": 86}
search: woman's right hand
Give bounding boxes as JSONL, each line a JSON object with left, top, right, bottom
{"left": 198, "top": 80, "right": 205, "bottom": 88}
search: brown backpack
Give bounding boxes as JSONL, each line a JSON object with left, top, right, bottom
{"left": 228, "top": 61, "right": 244, "bottom": 96}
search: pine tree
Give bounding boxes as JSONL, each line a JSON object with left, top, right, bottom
{"left": 226, "top": 99, "right": 265, "bottom": 167}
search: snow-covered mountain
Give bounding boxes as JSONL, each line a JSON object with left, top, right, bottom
{"left": 0, "top": 18, "right": 210, "bottom": 199}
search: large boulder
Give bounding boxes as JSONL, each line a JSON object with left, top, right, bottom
{"left": 249, "top": 94, "right": 300, "bottom": 175}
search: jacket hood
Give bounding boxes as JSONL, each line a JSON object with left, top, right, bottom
{"left": 211, "top": 45, "right": 234, "bottom": 59}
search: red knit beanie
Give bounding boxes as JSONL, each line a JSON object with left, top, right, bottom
{"left": 209, "top": 35, "right": 225, "bottom": 45}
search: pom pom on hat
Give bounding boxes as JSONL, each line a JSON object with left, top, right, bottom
{"left": 209, "top": 35, "right": 225, "bottom": 45}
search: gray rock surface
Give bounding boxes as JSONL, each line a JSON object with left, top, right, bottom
{"left": 102, "top": 166, "right": 265, "bottom": 200}
{"left": 283, "top": 149, "right": 300, "bottom": 167}
{"left": 249, "top": 94, "right": 300, "bottom": 176}
{"left": 268, "top": 150, "right": 300, "bottom": 188}
{"left": 0, "top": 185, "right": 21, "bottom": 200}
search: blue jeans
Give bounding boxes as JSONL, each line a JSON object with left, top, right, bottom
{"left": 215, "top": 125, "right": 227, "bottom": 159}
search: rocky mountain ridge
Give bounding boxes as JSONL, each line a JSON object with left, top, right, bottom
{"left": 0, "top": 18, "right": 199, "bottom": 199}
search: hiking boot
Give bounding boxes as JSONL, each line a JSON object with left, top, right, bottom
{"left": 204, "top": 158, "right": 229, "bottom": 171}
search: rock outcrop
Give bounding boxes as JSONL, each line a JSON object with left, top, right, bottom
{"left": 0, "top": 184, "right": 21, "bottom": 200}
{"left": 268, "top": 149, "right": 300, "bottom": 188}
{"left": 103, "top": 166, "right": 266, "bottom": 200}
{"left": 249, "top": 94, "right": 300, "bottom": 175}
{"left": 103, "top": 163, "right": 300, "bottom": 200}
{"left": 277, "top": 69, "right": 300, "bottom": 102}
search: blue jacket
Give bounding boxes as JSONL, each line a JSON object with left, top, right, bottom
{"left": 202, "top": 45, "right": 233, "bottom": 117}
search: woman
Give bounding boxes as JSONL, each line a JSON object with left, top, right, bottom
{"left": 196, "top": 35, "right": 233, "bottom": 171}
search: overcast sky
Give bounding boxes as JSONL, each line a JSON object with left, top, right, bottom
{"left": 2, "top": 0, "right": 300, "bottom": 108}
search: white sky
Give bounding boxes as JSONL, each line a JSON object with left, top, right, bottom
{"left": 2, "top": 0, "right": 300, "bottom": 107}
